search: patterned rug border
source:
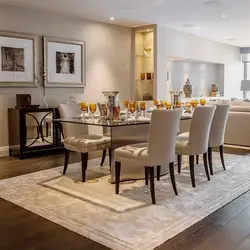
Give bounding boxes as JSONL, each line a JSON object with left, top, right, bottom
{"left": 1, "top": 153, "right": 250, "bottom": 250}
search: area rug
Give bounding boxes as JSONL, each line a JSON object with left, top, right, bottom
{"left": 0, "top": 153, "right": 250, "bottom": 250}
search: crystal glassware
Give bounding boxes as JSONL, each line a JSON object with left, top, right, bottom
{"left": 124, "top": 100, "right": 130, "bottom": 109}
{"left": 191, "top": 100, "right": 198, "bottom": 109}
{"left": 184, "top": 102, "right": 192, "bottom": 113}
{"left": 200, "top": 99, "right": 206, "bottom": 106}
{"left": 113, "top": 106, "right": 121, "bottom": 121}
{"left": 166, "top": 102, "right": 172, "bottom": 110}
{"left": 156, "top": 104, "right": 162, "bottom": 110}
{"left": 175, "top": 101, "right": 181, "bottom": 108}
{"left": 80, "top": 102, "right": 87, "bottom": 117}
{"left": 139, "top": 101, "right": 146, "bottom": 117}
{"left": 128, "top": 102, "right": 136, "bottom": 118}
{"left": 153, "top": 100, "right": 159, "bottom": 109}
{"left": 160, "top": 100, "right": 166, "bottom": 109}
{"left": 89, "top": 104, "right": 97, "bottom": 118}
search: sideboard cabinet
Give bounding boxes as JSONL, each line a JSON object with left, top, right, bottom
{"left": 8, "top": 107, "right": 63, "bottom": 159}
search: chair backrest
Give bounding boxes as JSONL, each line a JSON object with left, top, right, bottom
{"left": 58, "top": 104, "right": 88, "bottom": 138}
{"left": 188, "top": 105, "right": 216, "bottom": 154}
{"left": 209, "top": 104, "right": 231, "bottom": 147}
{"left": 148, "top": 109, "right": 182, "bottom": 166}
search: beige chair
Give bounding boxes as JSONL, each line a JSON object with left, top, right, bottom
{"left": 208, "top": 104, "right": 231, "bottom": 175}
{"left": 176, "top": 106, "right": 216, "bottom": 187}
{"left": 58, "top": 104, "right": 111, "bottom": 182}
{"left": 114, "top": 109, "right": 182, "bottom": 204}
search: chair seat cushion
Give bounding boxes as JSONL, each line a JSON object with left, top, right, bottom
{"left": 176, "top": 132, "right": 191, "bottom": 155}
{"left": 177, "top": 132, "right": 189, "bottom": 140}
{"left": 64, "top": 134, "right": 110, "bottom": 153}
{"left": 114, "top": 143, "right": 149, "bottom": 165}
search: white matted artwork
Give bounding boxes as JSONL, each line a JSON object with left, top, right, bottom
{"left": 0, "top": 32, "right": 37, "bottom": 87}
{"left": 43, "top": 36, "right": 86, "bottom": 88}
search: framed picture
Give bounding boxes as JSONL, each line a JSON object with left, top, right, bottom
{"left": 43, "top": 36, "right": 86, "bottom": 88}
{"left": 0, "top": 31, "right": 38, "bottom": 87}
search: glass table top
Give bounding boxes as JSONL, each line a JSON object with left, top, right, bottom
{"left": 54, "top": 115, "right": 191, "bottom": 127}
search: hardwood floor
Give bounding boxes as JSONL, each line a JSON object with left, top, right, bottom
{"left": 0, "top": 148, "right": 250, "bottom": 250}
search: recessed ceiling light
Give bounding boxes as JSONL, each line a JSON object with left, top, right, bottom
{"left": 110, "top": 17, "right": 114, "bottom": 20}
{"left": 222, "top": 14, "right": 226, "bottom": 18}
{"left": 227, "top": 37, "right": 238, "bottom": 41}
{"left": 224, "top": 36, "right": 238, "bottom": 41}
{"left": 204, "top": 0, "right": 222, "bottom": 6}
{"left": 196, "top": 27, "right": 200, "bottom": 30}
{"left": 182, "top": 24, "right": 195, "bottom": 28}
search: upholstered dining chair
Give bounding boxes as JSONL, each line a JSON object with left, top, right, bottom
{"left": 176, "top": 105, "right": 216, "bottom": 187}
{"left": 58, "top": 104, "right": 111, "bottom": 182}
{"left": 114, "top": 109, "right": 182, "bottom": 204}
{"left": 207, "top": 104, "right": 231, "bottom": 175}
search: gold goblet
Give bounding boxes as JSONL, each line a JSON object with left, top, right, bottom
{"left": 153, "top": 100, "right": 159, "bottom": 108}
{"left": 160, "top": 100, "right": 166, "bottom": 109}
{"left": 80, "top": 102, "right": 87, "bottom": 117}
{"left": 166, "top": 102, "right": 172, "bottom": 110}
{"left": 89, "top": 104, "right": 97, "bottom": 118}
{"left": 200, "top": 99, "right": 206, "bottom": 106}
{"left": 139, "top": 101, "right": 146, "bottom": 117}
{"left": 128, "top": 102, "right": 136, "bottom": 118}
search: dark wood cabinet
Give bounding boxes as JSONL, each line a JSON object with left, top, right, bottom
{"left": 8, "top": 107, "right": 63, "bottom": 159}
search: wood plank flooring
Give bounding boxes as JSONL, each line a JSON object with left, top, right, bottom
{"left": 0, "top": 147, "right": 250, "bottom": 250}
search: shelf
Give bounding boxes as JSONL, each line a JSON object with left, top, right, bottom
{"left": 135, "top": 54, "right": 153, "bottom": 59}
{"left": 136, "top": 79, "right": 154, "bottom": 81}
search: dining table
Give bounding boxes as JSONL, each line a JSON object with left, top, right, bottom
{"left": 54, "top": 114, "right": 192, "bottom": 183}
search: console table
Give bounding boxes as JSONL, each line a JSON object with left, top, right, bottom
{"left": 8, "top": 107, "right": 63, "bottom": 159}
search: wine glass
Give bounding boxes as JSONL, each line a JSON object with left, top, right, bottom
{"left": 175, "top": 101, "right": 181, "bottom": 108}
{"left": 124, "top": 100, "right": 130, "bottom": 109}
{"left": 80, "top": 102, "right": 87, "bottom": 117}
{"left": 124, "top": 100, "right": 130, "bottom": 119}
{"left": 160, "top": 100, "right": 166, "bottom": 109}
{"left": 139, "top": 101, "right": 147, "bottom": 117}
{"left": 191, "top": 100, "right": 198, "bottom": 109}
{"left": 153, "top": 100, "right": 159, "bottom": 109}
{"left": 89, "top": 104, "right": 97, "bottom": 118}
{"left": 128, "top": 102, "right": 136, "bottom": 119}
{"left": 113, "top": 106, "right": 121, "bottom": 121}
{"left": 166, "top": 102, "right": 172, "bottom": 110}
{"left": 156, "top": 104, "right": 162, "bottom": 110}
{"left": 184, "top": 102, "right": 192, "bottom": 113}
{"left": 200, "top": 99, "right": 206, "bottom": 106}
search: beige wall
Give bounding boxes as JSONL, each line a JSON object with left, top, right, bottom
{"left": 156, "top": 25, "right": 242, "bottom": 100}
{"left": 0, "top": 5, "right": 132, "bottom": 154}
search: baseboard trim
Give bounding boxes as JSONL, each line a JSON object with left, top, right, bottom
{"left": 0, "top": 146, "right": 9, "bottom": 157}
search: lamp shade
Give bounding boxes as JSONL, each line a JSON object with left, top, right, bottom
{"left": 241, "top": 80, "right": 250, "bottom": 91}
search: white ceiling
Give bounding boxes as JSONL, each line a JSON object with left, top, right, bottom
{"left": 0, "top": 0, "right": 250, "bottom": 47}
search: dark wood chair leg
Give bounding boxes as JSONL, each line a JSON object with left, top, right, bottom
{"left": 169, "top": 162, "right": 178, "bottom": 196}
{"left": 115, "top": 161, "right": 121, "bottom": 194}
{"left": 196, "top": 155, "right": 199, "bottom": 164}
{"left": 219, "top": 145, "right": 226, "bottom": 170}
{"left": 63, "top": 149, "right": 70, "bottom": 175}
{"left": 203, "top": 152, "right": 210, "bottom": 181}
{"left": 208, "top": 147, "right": 213, "bottom": 175}
{"left": 157, "top": 165, "right": 161, "bottom": 181}
{"left": 178, "top": 155, "right": 182, "bottom": 173}
{"left": 100, "top": 149, "right": 107, "bottom": 166}
{"left": 189, "top": 155, "right": 195, "bottom": 187}
{"left": 145, "top": 167, "right": 149, "bottom": 185}
{"left": 81, "top": 153, "right": 88, "bottom": 182}
{"left": 148, "top": 167, "right": 156, "bottom": 204}
{"left": 108, "top": 148, "right": 112, "bottom": 169}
